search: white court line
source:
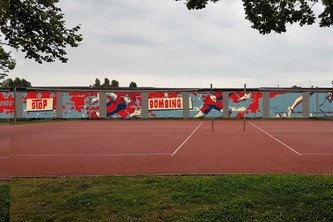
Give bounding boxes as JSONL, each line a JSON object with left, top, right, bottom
{"left": 171, "top": 121, "right": 203, "bottom": 156}
{"left": 11, "top": 153, "right": 171, "bottom": 157}
{"left": 300, "top": 153, "right": 333, "bottom": 156}
{"left": 249, "top": 122, "right": 302, "bottom": 156}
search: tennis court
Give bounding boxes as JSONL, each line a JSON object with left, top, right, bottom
{"left": 3, "top": 120, "right": 333, "bottom": 178}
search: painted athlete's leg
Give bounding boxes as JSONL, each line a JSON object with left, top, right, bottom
{"left": 193, "top": 111, "right": 206, "bottom": 118}
{"left": 288, "top": 95, "right": 303, "bottom": 116}
{"left": 193, "top": 105, "right": 212, "bottom": 118}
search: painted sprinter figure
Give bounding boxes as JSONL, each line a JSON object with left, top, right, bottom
{"left": 194, "top": 93, "right": 223, "bottom": 118}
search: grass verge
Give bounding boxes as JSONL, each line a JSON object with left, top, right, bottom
{"left": 11, "top": 175, "right": 333, "bottom": 221}
{"left": 0, "top": 180, "right": 10, "bottom": 222}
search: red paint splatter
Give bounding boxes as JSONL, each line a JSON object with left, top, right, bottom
{"left": 229, "top": 93, "right": 245, "bottom": 103}
{"left": 149, "top": 93, "right": 165, "bottom": 99}
{"left": 67, "top": 92, "right": 88, "bottom": 113}
{"left": 236, "top": 113, "right": 243, "bottom": 117}
{"left": 90, "top": 112, "right": 99, "bottom": 118}
{"left": 149, "top": 110, "right": 156, "bottom": 117}
{"left": 269, "top": 93, "right": 285, "bottom": 98}
{"left": 0, "top": 93, "right": 14, "bottom": 117}
{"left": 247, "top": 93, "right": 263, "bottom": 114}
{"left": 148, "top": 93, "right": 181, "bottom": 99}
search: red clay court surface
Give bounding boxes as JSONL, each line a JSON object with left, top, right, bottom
{"left": 1, "top": 120, "right": 333, "bottom": 179}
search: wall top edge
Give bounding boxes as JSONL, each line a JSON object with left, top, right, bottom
{"left": 0, "top": 87, "right": 332, "bottom": 93}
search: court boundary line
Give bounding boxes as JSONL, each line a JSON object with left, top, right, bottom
{"left": 300, "top": 153, "right": 333, "bottom": 156}
{"left": 171, "top": 121, "right": 203, "bottom": 156}
{"left": 11, "top": 153, "right": 172, "bottom": 157}
{"left": 249, "top": 122, "right": 302, "bottom": 156}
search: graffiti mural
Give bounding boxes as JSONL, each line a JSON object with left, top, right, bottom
{"left": 269, "top": 93, "right": 303, "bottom": 117}
{"left": 0, "top": 92, "right": 14, "bottom": 118}
{"left": 106, "top": 93, "right": 141, "bottom": 119}
{"left": 148, "top": 93, "right": 183, "bottom": 118}
{"left": 2, "top": 90, "right": 332, "bottom": 119}
{"left": 229, "top": 92, "right": 263, "bottom": 118}
{"left": 23, "top": 92, "right": 56, "bottom": 118}
{"left": 309, "top": 92, "right": 333, "bottom": 117}
{"left": 190, "top": 93, "right": 223, "bottom": 118}
{"left": 63, "top": 92, "right": 99, "bottom": 118}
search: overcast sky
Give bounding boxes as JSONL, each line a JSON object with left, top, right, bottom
{"left": 9, "top": 0, "right": 333, "bottom": 88}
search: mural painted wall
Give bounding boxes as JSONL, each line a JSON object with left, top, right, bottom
{"left": 190, "top": 93, "right": 223, "bottom": 118}
{"left": 269, "top": 93, "right": 303, "bottom": 117}
{"left": 1, "top": 90, "right": 332, "bottom": 119}
{"left": 229, "top": 92, "right": 263, "bottom": 118}
{"left": 63, "top": 92, "right": 99, "bottom": 118}
{"left": 148, "top": 93, "right": 183, "bottom": 118}
{"left": 106, "top": 93, "right": 141, "bottom": 119}
{"left": 309, "top": 92, "right": 333, "bottom": 117}
{"left": 23, "top": 92, "right": 56, "bottom": 118}
{"left": 0, "top": 92, "right": 14, "bottom": 118}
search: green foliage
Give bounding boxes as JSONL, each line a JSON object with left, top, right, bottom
{"left": 92, "top": 78, "right": 100, "bottom": 87}
{"left": 129, "top": 81, "right": 137, "bottom": 87}
{"left": 111, "top": 79, "right": 119, "bottom": 88}
{"left": 0, "top": 0, "right": 82, "bottom": 72}
{"left": 1, "top": 77, "right": 31, "bottom": 88}
{"left": 10, "top": 175, "right": 333, "bottom": 221}
{"left": 100, "top": 78, "right": 110, "bottom": 88}
{"left": 0, "top": 46, "right": 15, "bottom": 81}
{"left": 178, "top": 0, "right": 220, "bottom": 9}
{"left": 0, "top": 181, "right": 9, "bottom": 222}
{"left": 177, "top": 0, "right": 333, "bottom": 34}
{"left": 92, "top": 78, "right": 119, "bottom": 88}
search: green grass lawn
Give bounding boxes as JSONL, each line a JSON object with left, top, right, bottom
{"left": 0, "top": 180, "right": 10, "bottom": 222}
{"left": 10, "top": 175, "right": 333, "bottom": 222}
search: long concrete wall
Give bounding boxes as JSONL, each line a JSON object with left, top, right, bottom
{"left": 0, "top": 90, "right": 332, "bottom": 119}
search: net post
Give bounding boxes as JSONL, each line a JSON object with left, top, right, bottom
{"left": 243, "top": 84, "right": 246, "bottom": 131}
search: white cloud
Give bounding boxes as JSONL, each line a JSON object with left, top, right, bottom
{"left": 8, "top": 0, "right": 333, "bottom": 88}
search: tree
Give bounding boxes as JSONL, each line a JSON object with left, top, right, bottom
{"left": 101, "top": 78, "right": 110, "bottom": 88}
{"left": 92, "top": 78, "right": 120, "bottom": 88}
{"left": 93, "top": 78, "right": 101, "bottom": 87}
{"left": 0, "top": 0, "right": 83, "bottom": 77}
{"left": 0, "top": 47, "right": 15, "bottom": 81}
{"left": 176, "top": 0, "right": 333, "bottom": 34}
{"left": 129, "top": 81, "right": 137, "bottom": 88}
{"left": 291, "top": 85, "right": 301, "bottom": 88}
{"left": 1, "top": 77, "right": 31, "bottom": 88}
{"left": 111, "top": 80, "right": 119, "bottom": 88}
